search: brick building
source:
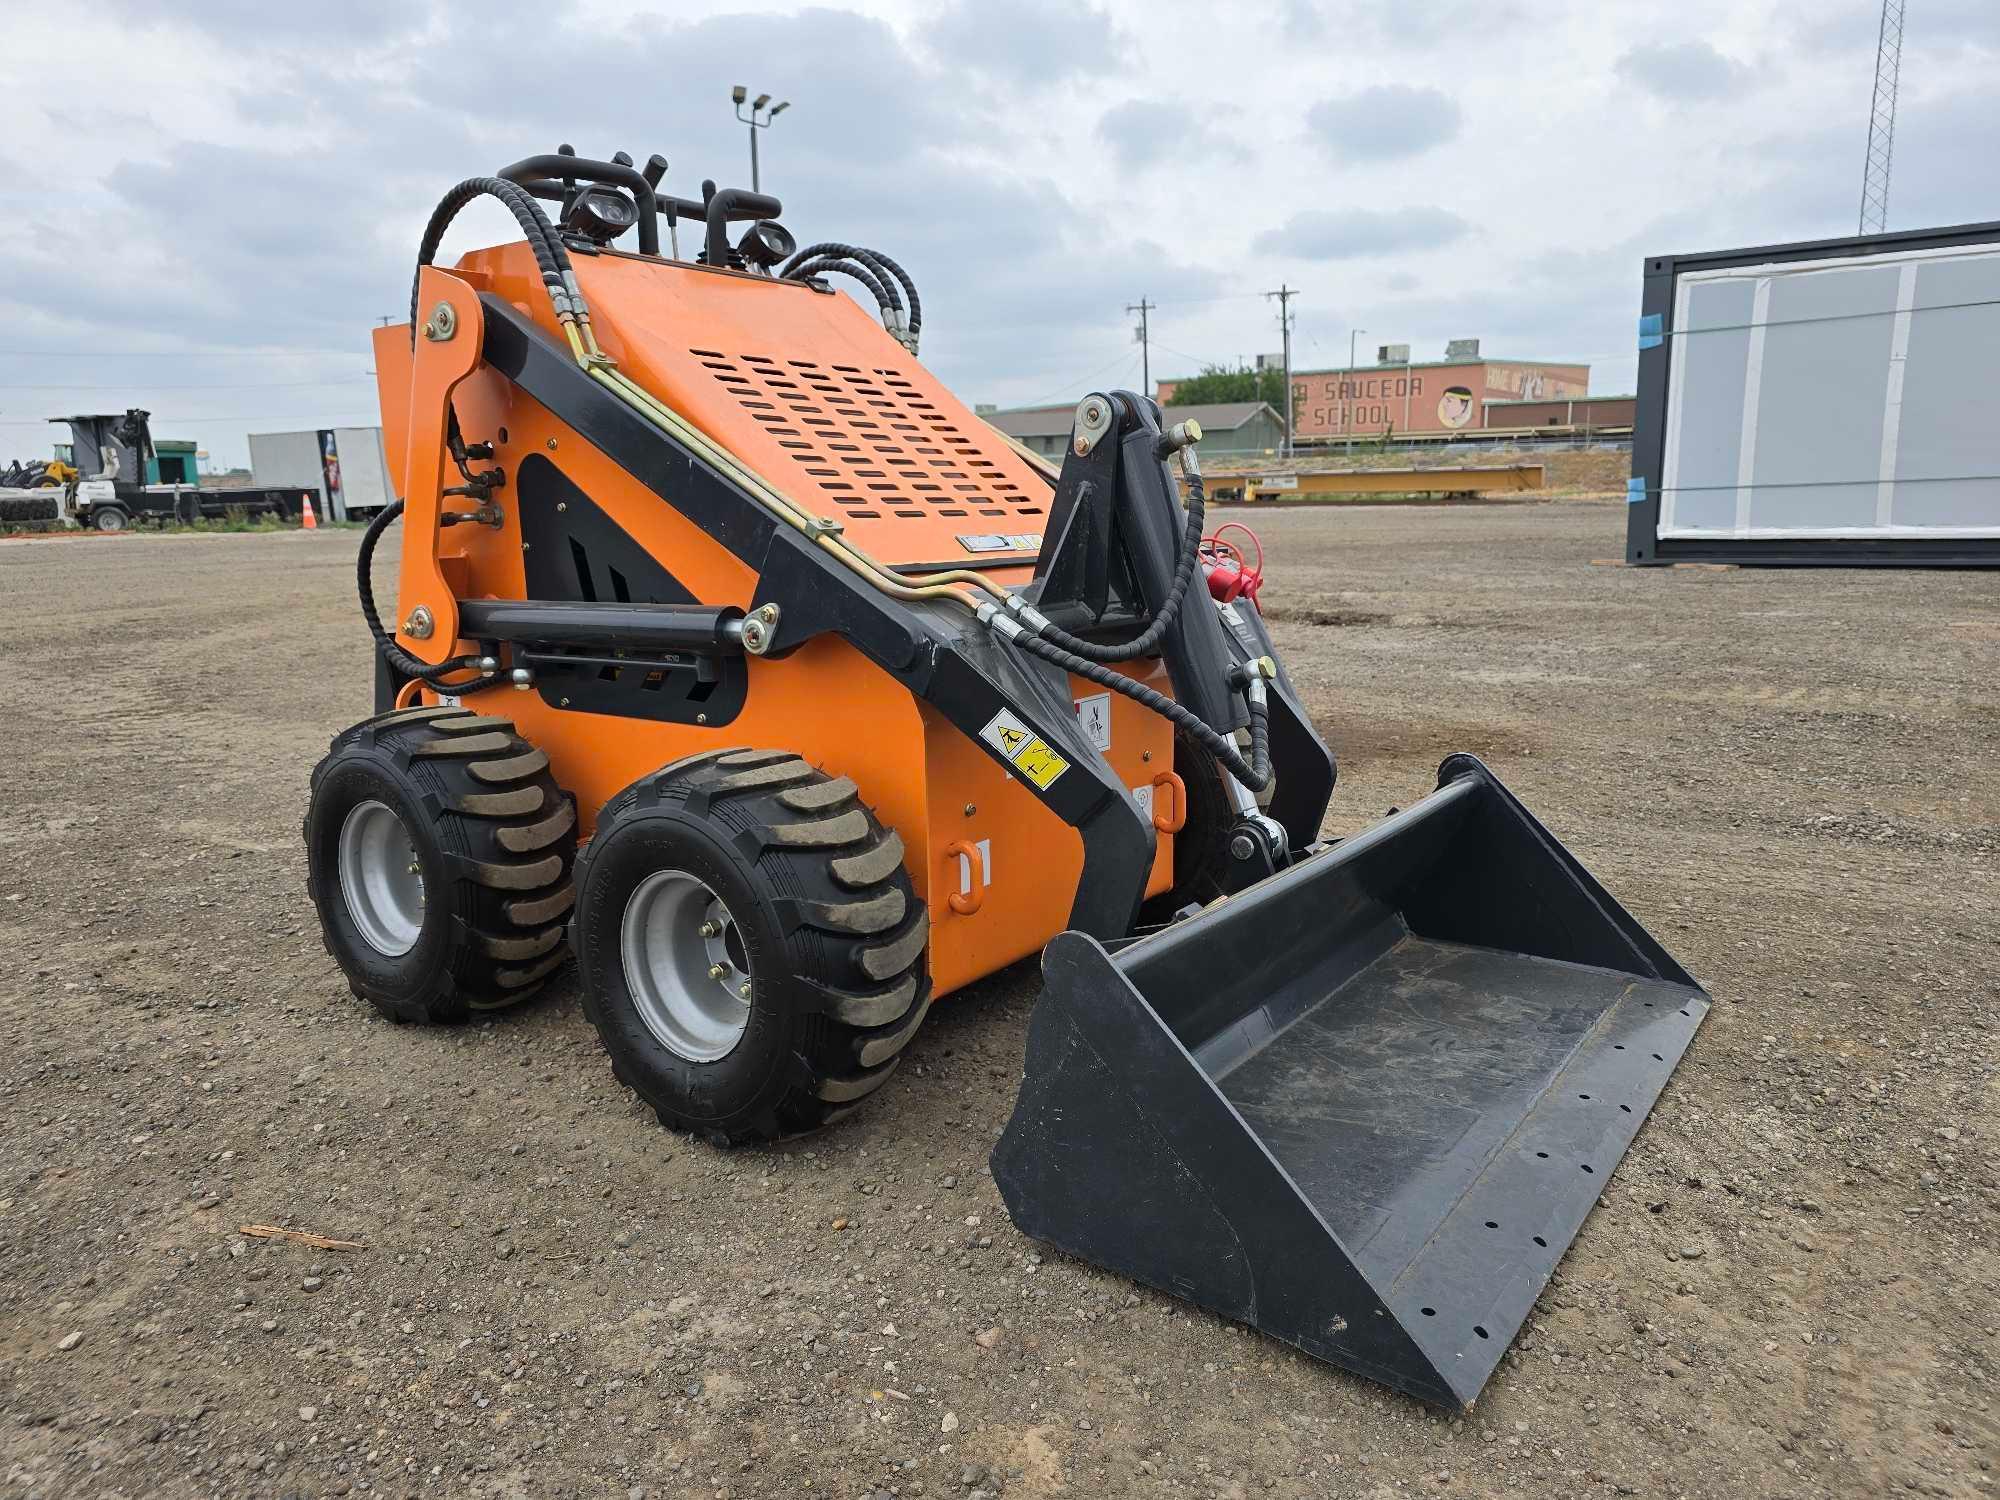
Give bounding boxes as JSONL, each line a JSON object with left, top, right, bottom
{"left": 1157, "top": 341, "right": 1591, "bottom": 443}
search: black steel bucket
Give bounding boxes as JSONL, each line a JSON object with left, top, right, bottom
{"left": 991, "top": 755, "right": 1709, "bottom": 1408}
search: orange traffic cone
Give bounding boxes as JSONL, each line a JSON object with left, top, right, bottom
{"left": 301, "top": 494, "right": 318, "bottom": 530}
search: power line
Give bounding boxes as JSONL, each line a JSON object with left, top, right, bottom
{"left": 0, "top": 348, "right": 364, "bottom": 360}
{"left": 0, "top": 412, "right": 381, "bottom": 427}
{"left": 1020, "top": 348, "right": 1144, "bottom": 411}
{"left": 0, "top": 378, "right": 374, "bottom": 392}
{"left": 1150, "top": 339, "right": 1233, "bottom": 370}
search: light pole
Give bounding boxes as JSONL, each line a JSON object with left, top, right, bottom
{"left": 731, "top": 86, "right": 790, "bottom": 193}
{"left": 1346, "top": 328, "right": 1367, "bottom": 451}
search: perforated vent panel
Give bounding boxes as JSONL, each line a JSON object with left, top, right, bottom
{"left": 689, "top": 349, "right": 1048, "bottom": 546}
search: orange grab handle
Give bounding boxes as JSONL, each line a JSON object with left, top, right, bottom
{"left": 943, "top": 840, "right": 985, "bottom": 916}
{"left": 1150, "top": 771, "right": 1187, "bottom": 833}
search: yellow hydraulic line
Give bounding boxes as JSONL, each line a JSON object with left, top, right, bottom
{"left": 563, "top": 313, "right": 997, "bottom": 611}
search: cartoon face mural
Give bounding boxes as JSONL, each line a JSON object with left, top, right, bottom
{"left": 1438, "top": 386, "right": 1475, "bottom": 429}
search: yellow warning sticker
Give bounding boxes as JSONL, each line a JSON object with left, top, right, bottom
{"left": 977, "top": 708, "right": 1070, "bottom": 792}
{"left": 1012, "top": 738, "right": 1070, "bottom": 790}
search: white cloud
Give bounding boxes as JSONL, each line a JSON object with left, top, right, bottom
{"left": 1255, "top": 207, "right": 1473, "bottom": 260}
{"left": 1305, "top": 85, "right": 1463, "bottom": 163}
{"left": 0, "top": 0, "right": 1996, "bottom": 465}
{"left": 1614, "top": 40, "right": 1754, "bottom": 101}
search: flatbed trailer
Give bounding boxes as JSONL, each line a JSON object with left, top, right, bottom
{"left": 1198, "top": 463, "right": 1546, "bottom": 504}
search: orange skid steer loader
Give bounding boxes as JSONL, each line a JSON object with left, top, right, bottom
{"left": 304, "top": 147, "right": 1709, "bottom": 1407}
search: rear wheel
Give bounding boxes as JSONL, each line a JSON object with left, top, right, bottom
{"left": 304, "top": 704, "right": 578, "bottom": 1022}
{"left": 92, "top": 506, "right": 128, "bottom": 533}
{"left": 574, "top": 749, "right": 930, "bottom": 1144}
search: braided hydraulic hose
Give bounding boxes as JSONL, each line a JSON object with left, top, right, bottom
{"left": 780, "top": 242, "right": 921, "bottom": 346}
{"left": 785, "top": 256, "right": 896, "bottom": 312}
{"left": 411, "top": 177, "right": 571, "bottom": 337}
{"left": 1026, "top": 472, "right": 1208, "bottom": 663}
{"left": 855, "top": 247, "right": 921, "bottom": 339}
{"left": 1007, "top": 625, "right": 1273, "bottom": 792}
{"left": 355, "top": 500, "right": 494, "bottom": 688}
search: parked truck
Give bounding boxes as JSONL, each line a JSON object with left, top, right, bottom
{"left": 0, "top": 411, "right": 313, "bottom": 530}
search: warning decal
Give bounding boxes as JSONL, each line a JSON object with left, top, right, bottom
{"left": 1074, "top": 692, "right": 1111, "bottom": 752}
{"left": 980, "top": 709, "right": 1033, "bottom": 760}
{"left": 1012, "top": 739, "right": 1070, "bottom": 790}
{"left": 978, "top": 708, "right": 1070, "bottom": 791}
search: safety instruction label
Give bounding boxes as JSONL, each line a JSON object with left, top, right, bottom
{"left": 957, "top": 532, "right": 1044, "bottom": 554}
{"left": 978, "top": 708, "right": 1070, "bottom": 791}
{"left": 1131, "top": 782, "right": 1155, "bottom": 823}
{"left": 1218, "top": 600, "right": 1260, "bottom": 650}
{"left": 1074, "top": 692, "right": 1112, "bottom": 752}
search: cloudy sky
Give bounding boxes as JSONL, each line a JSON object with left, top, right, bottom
{"left": 2, "top": 0, "right": 1996, "bottom": 468}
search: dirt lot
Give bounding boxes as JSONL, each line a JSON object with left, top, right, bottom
{"left": 1, "top": 505, "right": 1994, "bottom": 1500}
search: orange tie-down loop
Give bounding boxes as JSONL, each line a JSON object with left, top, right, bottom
{"left": 1149, "top": 770, "right": 1188, "bottom": 834}
{"left": 942, "top": 840, "right": 986, "bottom": 916}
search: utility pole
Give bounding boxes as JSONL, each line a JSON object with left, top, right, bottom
{"left": 1859, "top": 0, "right": 1905, "bottom": 234}
{"left": 1127, "top": 298, "right": 1155, "bottom": 398}
{"left": 1265, "top": 284, "right": 1297, "bottom": 456}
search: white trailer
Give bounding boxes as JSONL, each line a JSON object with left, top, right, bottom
{"left": 248, "top": 427, "right": 395, "bottom": 521}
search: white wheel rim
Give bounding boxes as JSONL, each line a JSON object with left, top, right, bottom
{"left": 620, "top": 869, "right": 751, "bottom": 1062}
{"left": 97, "top": 510, "right": 125, "bottom": 531}
{"left": 337, "top": 800, "right": 425, "bottom": 956}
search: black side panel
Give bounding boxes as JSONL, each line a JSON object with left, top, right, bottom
{"left": 517, "top": 454, "right": 695, "bottom": 605}
{"left": 506, "top": 452, "right": 747, "bottom": 726}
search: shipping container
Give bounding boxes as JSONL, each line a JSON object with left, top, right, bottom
{"left": 1628, "top": 221, "right": 2000, "bottom": 566}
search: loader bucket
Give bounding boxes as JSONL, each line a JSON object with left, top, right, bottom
{"left": 991, "top": 754, "right": 1709, "bottom": 1408}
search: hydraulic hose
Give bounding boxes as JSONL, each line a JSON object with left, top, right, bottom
{"left": 1025, "top": 472, "right": 1208, "bottom": 663}
{"left": 356, "top": 499, "right": 495, "bottom": 689}
{"left": 1007, "top": 625, "right": 1273, "bottom": 792}
{"left": 411, "top": 177, "right": 571, "bottom": 338}
{"left": 856, "top": 248, "right": 921, "bottom": 339}
{"left": 781, "top": 242, "right": 921, "bottom": 346}
{"left": 786, "top": 256, "right": 896, "bottom": 313}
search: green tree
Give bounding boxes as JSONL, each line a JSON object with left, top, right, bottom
{"left": 1163, "top": 363, "right": 1292, "bottom": 419}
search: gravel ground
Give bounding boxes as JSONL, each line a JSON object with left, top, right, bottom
{"left": 0, "top": 505, "right": 1993, "bottom": 1500}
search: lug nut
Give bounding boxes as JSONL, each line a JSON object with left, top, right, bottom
{"left": 738, "top": 981, "right": 753, "bottom": 1000}
{"left": 699, "top": 920, "right": 721, "bottom": 938}
{"left": 708, "top": 963, "right": 728, "bottom": 980}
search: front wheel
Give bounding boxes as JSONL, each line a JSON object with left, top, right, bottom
{"left": 304, "top": 705, "right": 578, "bottom": 1022}
{"left": 92, "top": 507, "right": 129, "bottom": 532}
{"left": 574, "top": 750, "right": 930, "bottom": 1145}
